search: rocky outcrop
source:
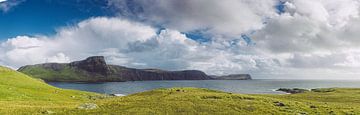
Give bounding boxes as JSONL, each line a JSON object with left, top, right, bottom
{"left": 70, "top": 56, "right": 110, "bottom": 75}
{"left": 213, "top": 74, "right": 252, "bottom": 80}
{"left": 276, "top": 88, "right": 308, "bottom": 94}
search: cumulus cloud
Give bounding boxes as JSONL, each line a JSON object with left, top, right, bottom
{"left": 106, "top": 0, "right": 360, "bottom": 78}
{"left": 108, "top": 0, "right": 278, "bottom": 38}
{"left": 254, "top": 0, "right": 360, "bottom": 53}
{"left": 250, "top": 0, "right": 360, "bottom": 78}
{"left": 1, "top": 18, "right": 156, "bottom": 67}
{"left": 0, "top": 17, "right": 262, "bottom": 75}
{"left": 3, "top": 0, "right": 360, "bottom": 79}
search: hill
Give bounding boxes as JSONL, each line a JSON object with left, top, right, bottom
{"left": 0, "top": 66, "right": 101, "bottom": 114}
{"left": 18, "top": 56, "right": 250, "bottom": 82}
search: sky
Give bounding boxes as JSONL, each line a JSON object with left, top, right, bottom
{"left": 1, "top": 0, "right": 360, "bottom": 79}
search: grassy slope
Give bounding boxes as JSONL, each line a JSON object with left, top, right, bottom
{"left": 2, "top": 66, "right": 360, "bottom": 114}
{"left": 19, "top": 65, "right": 123, "bottom": 82}
{"left": 60, "top": 88, "right": 360, "bottom": 115}
{"left": 18, "top": 65, "right": 91, "bottom": 81}
{"left": 0, "top": 66, "right": 100, "bottom": 114}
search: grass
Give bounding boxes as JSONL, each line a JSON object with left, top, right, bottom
{"left": 60, "top": 88, "right": 360, "bottom": 114}
{"left": 0, "top": 66, "right": 101, "bottom": 114}
{"left": 2, "top": 66, "right": 360, "bottom": 114}
{"left": 17, "top": 65, "right": 91, "bottom": 81}
{"left": 18, "top": 65, "right": 124, "bottom": 82}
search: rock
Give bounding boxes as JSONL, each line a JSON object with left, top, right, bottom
{"left": 41, "top": 110, "right": 55, "bottom": 114}
{"left": 78, "top": 103, "right": 97, "bottom": 110}
{"left": 276, "top": 88, "right": 308, "bottom": 94}
{"left": 70, "top": 56, "right": 110, "bottom": 75}
{"left": 274, "top": 101, "right": 285, "bottom": 106}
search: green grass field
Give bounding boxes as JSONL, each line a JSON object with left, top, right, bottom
{"left": 0, "top": 66, "right": 101, "bottom": 114}
{"left": 1, "top": 66, "right": 360, "bottom": 114}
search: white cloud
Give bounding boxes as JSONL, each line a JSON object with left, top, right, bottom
{"left": 3, "top": 0, "right": 360, "bottom": 79}
{"left": 46, "top": 53, "right": 70, "bottom": 63}
{"left": 109, "top": 0, "right": 278, "bottom": 38}
{"left": 0, "top": 17, "right": 156, "bottom": 68}
{"left": 0, "top": 17, "right": 259, "bottom": 76}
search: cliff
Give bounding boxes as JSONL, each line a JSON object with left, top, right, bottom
{"left": 18, "top": 56, "right": 216, "bottom": 82}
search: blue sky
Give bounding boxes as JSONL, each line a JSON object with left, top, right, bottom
{"left": 0, "top": 0, "right": 113, "bottom": 39}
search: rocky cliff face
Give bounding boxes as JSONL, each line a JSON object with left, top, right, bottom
{"left": 108, "top": 67, "right": 210, "bottom": 81}
{"left": 69, "top": 56, "right": 110, "bottom": 75}
{"left": 18, "top": 56, "right": 219, "bottom": 82}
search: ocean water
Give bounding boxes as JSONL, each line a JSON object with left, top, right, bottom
{"left": 48, "top": 79, "right": 360, "bottom": 95}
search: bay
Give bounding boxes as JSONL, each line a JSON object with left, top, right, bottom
{"left": 48, "top": 79, "right": 360, "bottom": 95}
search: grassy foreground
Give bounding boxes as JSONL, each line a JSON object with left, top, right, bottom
{"left": 1, "top": 66, "right": 360, "bottom": 114}
{"left": 0, "top": 66, "right": 101, "bottom": 114}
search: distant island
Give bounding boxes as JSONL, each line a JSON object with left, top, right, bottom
{"left": 17, "top": 56, "right": 252, "bottom": 82}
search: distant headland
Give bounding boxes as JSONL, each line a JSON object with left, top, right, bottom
{"left": 17, "top": 56, "right": 252, "bottom": 82}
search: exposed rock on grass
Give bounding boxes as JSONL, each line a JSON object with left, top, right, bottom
{"left": 274, "top": 101, "right": 285, "bottom": 106}
{"left": 41, "top": 110, "right": 55, "bottom": 114}
{"left": 276, "top": 88, "right": 309, "bottom": 94}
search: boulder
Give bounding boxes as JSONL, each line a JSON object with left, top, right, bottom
{"left": 276, "top": 88, "right": 308, "bottom": 94}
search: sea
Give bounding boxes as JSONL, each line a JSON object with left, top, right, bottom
{"left": 48, "top": 79, "right": 360, "bottom": 95}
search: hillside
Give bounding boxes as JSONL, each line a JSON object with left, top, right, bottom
{"left": 43, "top": 88, "right": 360, "bottom": 114}
{"left": 17, "top": 56, "right": 235, "bottom": 82}
{"left": 0, "top": 66, "right": 100, "bottom": 114}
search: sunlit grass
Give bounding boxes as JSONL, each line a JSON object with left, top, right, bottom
{"left": 0, "top": 66, "right": 100, "bottom": 114}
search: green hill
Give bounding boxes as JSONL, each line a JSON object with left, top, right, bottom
{"left": 0, "top": 66, "right": 100, "bottom": 114}
{"left": 2, "top": 66, "right": 360, "bottom": 114}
